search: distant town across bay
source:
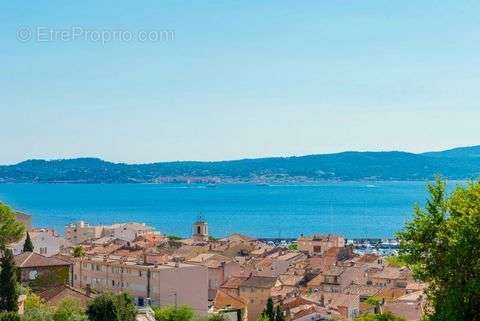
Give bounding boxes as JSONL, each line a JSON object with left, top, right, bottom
{"left": 0, "top": 181, "right": 464, "bottom": 239}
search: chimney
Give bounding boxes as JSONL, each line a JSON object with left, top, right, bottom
{"left": 320, "top": 294, "right": 325, "bottom": 307}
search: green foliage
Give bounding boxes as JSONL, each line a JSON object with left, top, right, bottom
{"left": 23, "top": 307, "right": 54, "bottom": 321}
{"left": 114, "top": 293, "right": 136, "bottom": 321}
{"left": 202, "top": 314, "right": 228, "bottom": 321}
{"left": 208, "top": 236, "right": 218, "bottom": 242}
{"left": 355, "top": 312, "right": 406, "bottom": 321}
{"left": 385, "top": 256, "right": 405, "bottom": 268}
{"left": 263, "top": 298, "right": 275, "bottom": 321}
{"left": 0, "top": 204, "right": 25, "bottom": 247}
{"left": 86, "top": 292, "right": 136, "bottom": 321}
{"left": 256, "top": 315, "right": 269, "bottom": 321}
{"left": 0, "top": 312, "right": 20, "bottom": 321}
{"left": 53, "top": 299, "right": 88, "bottom": 321}
{"left": 24, "top": 293, "right": 44, "bottom": 312}
{"left": 274, "top": 305, "right": 285, "bottom": 321}
{"left": 397, "top": 178, "right": 480, "bottom": 321}
{"left": 287, "top": 243, "right": 298, "bottom": 251}
{"left": 365, "top": 296, "right": 381, "bottom": 306}
{"left": 23, "top": 232, "right": 34, "bottom": 252}
{"left": 153, "top": 305, "right": 194, "bottom": 321}
{"left": 167, "top": 235, "right": 183, "bottom": 241}
{"left": 86, "top": 293, "right": 119, "bottom": 321}
{"left": 72, "top": 246, "right": 86, "bottom": 258}
{"left": 0, "top": 249, "right": 18, "bottom": 312}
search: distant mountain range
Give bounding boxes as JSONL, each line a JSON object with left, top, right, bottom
{"left": 1, "top": 146, "right": 480, "bottom": 183}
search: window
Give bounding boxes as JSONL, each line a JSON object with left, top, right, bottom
{"left": 112, "top": 280, "right": 115, "bottom": 286}
{"left": 139, "top": 270, "right": 143, "bottom": 277}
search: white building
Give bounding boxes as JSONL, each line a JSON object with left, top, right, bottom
{"left": 10, "top": 228, "right": 70, "bottom": 257}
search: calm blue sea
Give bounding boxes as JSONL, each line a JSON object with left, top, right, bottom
{"left": 0, "top": 182, "right": 461, "bottom": 239}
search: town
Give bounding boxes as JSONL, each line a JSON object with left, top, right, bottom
{"left": 4, "top": 207, "right": 425, "bottom": 321}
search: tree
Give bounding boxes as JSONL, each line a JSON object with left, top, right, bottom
{"left": 263, "top": 298, "right": 275, "bottom": 321}
{"left": 23, "top": 232, "right": 34, "bottom": 252}
{"left": 53, "top": 299, "right": 88, "bottom": 321}
{"left": 72, "top": 246, "right": 85, "bottom": 258}
{"left": 86, "top": 293, "right": 119, "bottom": 321}
{"left": 114, "top": 293, "right": 136, "bottom": 321}
{"left": 397, "top": 178, "right": 480, "bottom": 321}
{"left": 0, "top": 312, "right": 21, "bottom": 321}
{"left": 355, "top": 312, "right": 406, "bottom": 321}
{"left": 0, "top": 249, "right": 18, "bottom": 312}
{"left": 202, "top": 314, "right": 228, "bottom": 321}
{"left": 0, "top": 204, "right": 25, "bottom": 248}
{"left": 274, "top": 305, "right": 285, "bottom": 321}
{"left": 153, "top": 306, "right": 194, "bottom": 321}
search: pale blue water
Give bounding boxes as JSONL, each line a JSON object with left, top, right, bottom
{"left": 0, "top": 182, "right": 460, "bottom": 238}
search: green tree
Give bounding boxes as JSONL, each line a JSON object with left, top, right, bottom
{"left": 274, "top": 305, "right": 285, "bottom": 321}
{"left": 0, "top": 204, "right": 25, "bottom": 248}
{"left": 153, "top": 306, "right": 194, "bottom": 321}
{"left": 0, "top": 249, "right": 18, "bottom": 312}
{"left": 202, "top": 314, "right": 228, "bottom": 321}
{"left": 53, "top": 299, "right": 88, "bottom": 321}
{"left": 397, "top": 178, "right": 480, "bottom": 321}
{"left": 23, "top": 232, "right": 34, "bottom": 252}
{"left": 256, "top": 315, "right": 269, "bottom": 321}
{"left": 355, "top": 312, "right": 406, "bottom": 321}
{"left": 114, "top": 293, "right": 136, "bottom": 321}
{"left": 23, "top": 307, "right": 54, "bottom": 321}
{"left": 86, "top": 293, "right": 119, "bottom": 321}
{"left": 287, "top": 243, "right": 298, "bottom": 251}
{"left": 263, "top": 298, "right": 275, "bottom": 321}
{"left": 0, "top": 312, "right": 21, "bottom": 321}
{"left": 72, "top": 246, "right": 85, "bottom": 258}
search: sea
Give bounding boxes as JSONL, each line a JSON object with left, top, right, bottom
{"left": 0, "top": 181, "right": 463, "bottom": 239}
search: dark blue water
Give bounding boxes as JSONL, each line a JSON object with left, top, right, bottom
{"left": 0, "top": 182, "right": 460, "bottom": 238}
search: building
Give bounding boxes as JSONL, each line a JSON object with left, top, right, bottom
{"left": 187, "top": 253, "right": 243, "bottom": 301}
{"left": 72, "top": 256, "right": 208, "bottom": 312}
{"left": 65, "top": 221, "right": 155, "bottom": 244}
{"left": 10, "top": 228, "right": 70, "bottom": 257}
{"left": 297, "top": 234, "right": 345, "bottom": 256}
{"left": 193, "top": 219, "right": 209, "bottom": 243}
{"left": 239, "top": 275, "right": 277, "bottom": 321}
{"left": 213, "top": 289, "right": 248, "bottom": 321}
{"left": 65, "top": 221, "right": 104, "bottom": 244}
{"left": 307, "top": 266, "right": 365, "bottom": 293}
{"left": 14, "top": 252, "right": 72, "bottom": 289}
{"left": 15, "top": 212, "right": 32, "bottom": 231}
{"left": 368, "top": 267, "right": 410, "bottom": 288}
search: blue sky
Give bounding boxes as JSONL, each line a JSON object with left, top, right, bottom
{"left": 1, "top": 1, "right": 479, "bottom": 164}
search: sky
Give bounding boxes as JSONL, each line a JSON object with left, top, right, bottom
{"left": 1, "top": 1, "right": 480, "bottom": 164}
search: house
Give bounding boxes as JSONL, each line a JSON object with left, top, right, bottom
{"left": 213, "top": 289, "right": 248, "bottom": 321}
{"left": 304, "top": 292, "right": 360, "bottom": 321}
{"left": 10, "top": 228, "right": 70, "bottom": 257}
{"left": 383, "top": 291, "right": 425, "bottom": 321}
{"left": 65, "top": 221, "right": 155, "bottom": 244}
{"left": 14, "top": 252, "right": 72, "bottom": 289}
{"left": 187, "top": 253, "right": 243, "bottom": 301}
{"left": 15, "top": 212, "right": 32, "bottom": 231}
{"left": 368, "top": 267, "right": 410, "bottom": 288}
{"left": 297, "top": 235, "right": 345, "bottom": 256}
{"left": 308, "top": 266, "right": 365, "bottom": 293}
{"left": 239, "top": 275, "right": 277, "bottom": 321}
{"left": 38, "top": 284, "right": 94, "bottom": 307}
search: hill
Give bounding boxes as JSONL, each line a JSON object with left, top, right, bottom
{"left": 1, "top": 146, "right": 480, "bottom": 183}
{"left": 421, "top": 145, "right": 480, "bottom": 159}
